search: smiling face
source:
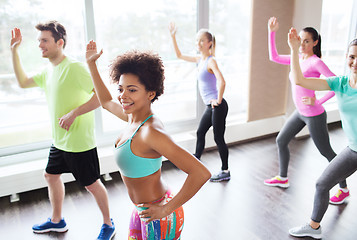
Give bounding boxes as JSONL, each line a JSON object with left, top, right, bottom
{"left": 299, "top": 31, "right": 317, "bottom": 55}
{"left": 37, "top": 30, "right": 63, "bottom": 59}
{"left": 117, "top": 73, "right": 155, "bottom": 114}
{"left": 196, "top": 32, "right": 212, "bottom": 53}
{"left": 347, "top": 45, "right": 357, "bottom": 74}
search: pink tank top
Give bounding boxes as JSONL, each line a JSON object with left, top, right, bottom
{"left": 269, "top": 31, "right": 335, "bottom": 117}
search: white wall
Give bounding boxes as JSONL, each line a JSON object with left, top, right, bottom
{"left": 293, "top": 0, "right": 323, "bottom": 31}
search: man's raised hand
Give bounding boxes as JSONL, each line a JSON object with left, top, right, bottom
{"left": 11, "top": 28, "right": 22, "bottom": 50}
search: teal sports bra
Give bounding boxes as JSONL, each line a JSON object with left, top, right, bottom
{"left": 115, "top": 115, "right": 162, "bottom": 178}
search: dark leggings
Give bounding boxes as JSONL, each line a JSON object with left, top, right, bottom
{"left": 276, "top": 110, "right": 347, "bottom": 188}
{"left": 312, "top": 147, "right": 357, "bottom": 222}
{"left": 194, "top": 98, "right": 229, "bottom": 170}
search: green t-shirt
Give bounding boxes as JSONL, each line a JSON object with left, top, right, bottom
{"left": 33, "top": 57, "right": 96, "bottom": 152}
{"left": 327, "top": 75, "right": 357, "bottom": 152}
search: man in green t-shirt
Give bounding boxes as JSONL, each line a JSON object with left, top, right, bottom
{"left": 10, "top": 21, "right": 115, "bottom": 240}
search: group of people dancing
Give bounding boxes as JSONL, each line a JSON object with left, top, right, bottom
{"left": 9, "top": 15, "right": 357, "bottom": 240}
{"left": 263, "top": 16, "right": 357, "bottom": 239}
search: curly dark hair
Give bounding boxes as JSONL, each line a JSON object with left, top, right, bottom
{"left": 109, "top": 50, "right": 165, "bottom": 102}
{"left": 35, "top": 20, "right": 67, "bottom": 49}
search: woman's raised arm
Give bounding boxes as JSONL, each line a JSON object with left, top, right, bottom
{"left": 169, "top": 22, "right": 199, "bottom": 63}
{"left": 86, "top": 40, "right": 128, "bottom": 121}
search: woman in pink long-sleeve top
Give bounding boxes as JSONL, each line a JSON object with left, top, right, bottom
{"left": 264, "top": 17, "right": 349, "bottom": 205}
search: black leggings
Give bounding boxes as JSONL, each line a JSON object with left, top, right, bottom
{"left": 194, "top": 98, "right": 229, "bottom": 170}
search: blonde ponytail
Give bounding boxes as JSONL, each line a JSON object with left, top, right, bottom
{"left": 211, "top": 34, "right": 216, "bottom": 57}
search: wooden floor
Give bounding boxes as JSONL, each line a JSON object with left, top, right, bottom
{"left": 1, "top": 122, "right": 357, "bottom": 240}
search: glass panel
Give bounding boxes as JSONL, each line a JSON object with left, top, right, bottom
{"left": 0, "top": 0, "right": 86, "bottom": 149}
{"left": 318, "top": 0, "right": 353, "bottom": 105}
{"left": 209, "top": 0, "right": 252, "bottom": 121}
{"left": 92, "top": 0, "right": 197, "bottom": 133}
{"left": 320, "top": 0, "right": 353, "bottom": 75}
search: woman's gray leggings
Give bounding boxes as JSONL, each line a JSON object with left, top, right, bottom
{"left": 312, "top": 147, "right": 357, "bottom": 222}
{"left": 276, "top": 110, "right": 346, "bottom": 188}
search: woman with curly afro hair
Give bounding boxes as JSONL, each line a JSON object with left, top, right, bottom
{"left": 86, "top": 40, "right": 211, "bottom": 240}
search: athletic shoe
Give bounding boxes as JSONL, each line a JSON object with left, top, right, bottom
{"left": 289, "top": 223, "right": 322, "bottom": 239}
{"left": 330, "top": 189, "right": 350, "bottom": 204}
{"left": 32, "top": 218, "right": 68, "bottom": 233}
{"left": 264, "top": 176, "right": 289, "bottom": 188}
{"left": 97, "top": 219, "right": 116, "bottom": 240}
{"left": 210, "top": 170, "right": 230, "bottom": 182}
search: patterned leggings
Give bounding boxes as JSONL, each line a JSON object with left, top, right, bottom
{"left": 128, "top": 190, "right": 184, "bottom": 240}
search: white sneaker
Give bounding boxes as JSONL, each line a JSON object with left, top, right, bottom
{"left": 289, "top": 223, "right": 322, "bottom": 239}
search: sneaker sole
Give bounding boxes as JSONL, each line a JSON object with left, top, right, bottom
{"left": 210, "top": 177, "right": 231, "bottom": 182}
{"left": 330, "top": 195, "right": 350, "bottom": 205}
{"left": 289, "top": 231, "right": 322, "bottom": 239}
{"left": 109, "top": 229, "right": 116, "bottom": 240}
{"left": 33, "top": 226, "right": 68, "bottom": 233}
{"left": 263, "top": 182, "right": 289, "bottom": 188}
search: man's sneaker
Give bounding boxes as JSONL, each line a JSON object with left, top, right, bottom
{"left": 97, "top": 219, "right": 116, "bottom": 240}
{"left": 264, "top": 176, "right": 289, "bottom": 188}
{"left": 210, "top": 170, "right": 230, "bottom": 182}
{"left": 330, "top": 189, "right": 350, "bottom": 204}
{"left": 289, "top": 223, "right": 322, "bottom": 239}
{"left": 32, "top": 218, "right": 68, "bottom": 233}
